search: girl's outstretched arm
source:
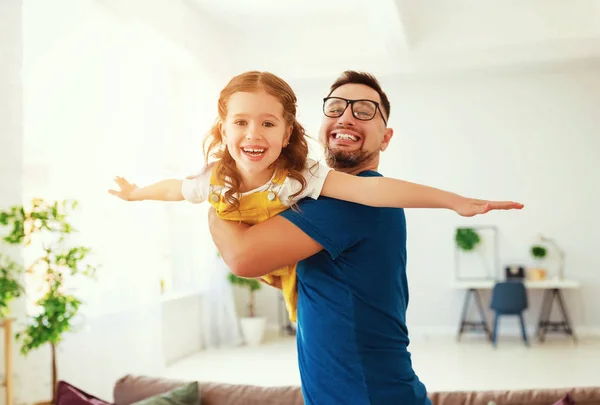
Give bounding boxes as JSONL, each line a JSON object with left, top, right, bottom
{"left": 108, "top": 176, "right": 184, "bottom": 202}
{"left": 320, "top": 171, "right": 523, "bottom": 217}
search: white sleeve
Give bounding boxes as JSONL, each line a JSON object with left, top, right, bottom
{"left": 181, "top": 166, "right": 211, "bottom": 204}
{"left": 280, "top": 158, "right": 333, "bottom": 203}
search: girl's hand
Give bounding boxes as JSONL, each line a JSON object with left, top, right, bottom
{"left": 456, "top": 198, "right": 524, "bottom": 217}
{"left": 108, "top": 176, "right": 139, "bottom": 201}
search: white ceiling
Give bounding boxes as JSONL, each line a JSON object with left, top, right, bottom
{"left": 98, "top": 0, "right": 600, "bottom": 82}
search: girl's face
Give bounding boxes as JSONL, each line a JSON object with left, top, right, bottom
{"left": 221, "top": 90, "right": 292, "bottom": 188}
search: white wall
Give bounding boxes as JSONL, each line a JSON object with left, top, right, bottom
{"left": 278, "top": 61, "right": 600, "bottom": 338}
{"left": 387, "top": 62, "right": 600, "bottom": 336}
{"left": 0, "top": 2, "right": 23, "bottom": 218}
{"left": 0, "top": 2, "right": 27, "bottom": 402}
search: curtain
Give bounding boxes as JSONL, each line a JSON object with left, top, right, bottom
{"left": 22, "top": 1, "right": 220, "bottom": 317}
{"left": 201, "top": 254, "right": 243, "bottom": 349}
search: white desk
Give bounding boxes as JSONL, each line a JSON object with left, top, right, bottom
{"left": 453, "top": 278, "right": 580, "bottom": 343}
{"left": 452, "top": 279, "right": 580, "bottom": 290}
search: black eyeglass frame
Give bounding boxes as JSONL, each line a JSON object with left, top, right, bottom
{"left": 322, "top": 96, "right": 388, "bottom": 126}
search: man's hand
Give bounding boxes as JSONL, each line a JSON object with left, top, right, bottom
{"left": 454, "top": 198, "right": 524, "bottom": 217}
{"left": 208, "top": 207, "right": 250, "bottom": 273}
{"left": 207, "top": 207, "right": 323, "bottom": 278}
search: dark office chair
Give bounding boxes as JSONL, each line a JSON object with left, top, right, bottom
{"left": 490, "top": 281, "right": 529, "bottom": 347}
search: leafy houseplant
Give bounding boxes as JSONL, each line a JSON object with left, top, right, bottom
{"left": 0, "top": 198, "right": 98, "bottom": 404}
{"left": 227, "top": 273, "right": 261, "bottom": 318}
{"left": 0, "top": 253, "right": 25, "bottom": 318}
{"left": 455, "top": 228, "right": 481, "bottom": 251}
{"left": 528, "top": 244, "right": 548, "bottom": 281}
{"left": 531, "top": 245, "right": 547, "bottom": 260}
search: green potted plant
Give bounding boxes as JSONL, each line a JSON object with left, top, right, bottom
{"left": 226, "top": 268, "right": 266, "bottom": 346}
{"left": 529, "top": 244, "right": 548, "bottom": 280}
{"left": 531, "top": 245, "right": 547, "bottom": 261}
{"left": 455, "top": 228, "right": 481, "bottom": 251}
{"left": 0, "top": 198, "right": 98, "bottom": 405}
{"left": 0, "top": 252, "right": 25, "bottom": 318}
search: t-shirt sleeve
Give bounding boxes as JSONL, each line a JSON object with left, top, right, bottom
{"left": 181, "top": 166, "right": 211, "bottom": 203}
{"left": 280, "top": 158, "right": 333, "bottom": 203}
{"left": 279, "top": 174, "right": 383, "bottom": 259}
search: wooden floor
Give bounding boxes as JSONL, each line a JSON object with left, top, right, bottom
{"left": 164, "top": 333, "right": 600, "bottom": 392}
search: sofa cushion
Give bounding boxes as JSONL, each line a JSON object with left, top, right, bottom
{"left": 429, "top": 387, "right": 598, "bottom": 405}
{"left": 115, "top": 375, "right": 600, "bottom": 405}
{"left": 552, "top": 393, "right": 575, "bottom": 405}
{"left": 113, "top": 375, "right": 303, "bottom": 405}
{"left": 130, "top": 382, "right": 199, "bottom": 405}
{"left": 56, "top": 380, "right": 113, "bottom": 405}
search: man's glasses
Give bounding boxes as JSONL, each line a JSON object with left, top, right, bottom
{"left": 323, "top": 97, "right": 387, "bottom": 126}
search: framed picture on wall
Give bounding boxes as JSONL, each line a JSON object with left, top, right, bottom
{"left": 454, "top": 225, "right": 499, "bottom": 281}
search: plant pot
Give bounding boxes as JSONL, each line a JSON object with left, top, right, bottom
{"left": 239, "top": 316, "right": 266, "bottom": 346}
{"left": 528, "top": 267, "right": 547, "bottom": 281}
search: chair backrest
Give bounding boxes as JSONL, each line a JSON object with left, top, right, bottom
{"left": 490, "top": 281, "right": 528, "bottom": 313}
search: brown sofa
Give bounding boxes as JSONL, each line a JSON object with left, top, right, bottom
{"left": 113, "top": 375, "right": 600, "bottom": 405}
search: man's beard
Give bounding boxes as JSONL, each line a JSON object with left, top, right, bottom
{"left": 323, "top": 143, "right": 377, "bottom": 169}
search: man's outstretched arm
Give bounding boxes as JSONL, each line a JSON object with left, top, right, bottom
{"left": 208, "top": 208, "right": 323, "bottom": 278}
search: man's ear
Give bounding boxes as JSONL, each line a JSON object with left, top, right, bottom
{"left": 380, "top": 127, "right": 394, "bottom": 152}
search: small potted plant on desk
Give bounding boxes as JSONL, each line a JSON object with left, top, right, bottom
{"left": 529, "top": 245, "right": 547, "bottom": 280}
{"left": 227, "top": 272, "right": 266, "bottom": 346}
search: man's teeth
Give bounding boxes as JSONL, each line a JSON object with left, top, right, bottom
{"left": 334, "top": 133, "right": 358, "bottom": 141}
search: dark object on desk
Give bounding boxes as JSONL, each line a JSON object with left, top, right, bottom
{"left": 505, "top": 265, "right": 525, "bottom": 280}
{"left": 490, "top": 281, "right": 529, "bottom": 347}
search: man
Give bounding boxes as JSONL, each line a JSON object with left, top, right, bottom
{"left": 208, "top": 71, "right": 431, "bottom": 405}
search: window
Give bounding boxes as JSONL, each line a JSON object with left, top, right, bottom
{"left": 22, "top": 2, "right": 218, "bottom": 317}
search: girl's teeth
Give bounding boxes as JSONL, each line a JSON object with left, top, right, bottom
{"left": 243, "top": 148, "right": 265, "bottom": 156}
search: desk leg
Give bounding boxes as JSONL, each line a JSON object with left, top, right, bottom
{"left": 457, "top": 288, "right": 491, "bottom": 342}
{"left": 555, "top": 289, "right": 577, "bottom": 343}
{"left": 537, "top": 288, "right": 577, "bottom": 343}
{"left": 457, "top": 288, "right": 472, "bottom": 340}
{"left": 536, "top": 289, "right": 553, "bottom": 342}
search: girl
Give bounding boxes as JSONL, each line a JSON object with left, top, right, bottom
{"left": 109, "top": 71, "right": 522, "bottom": 322}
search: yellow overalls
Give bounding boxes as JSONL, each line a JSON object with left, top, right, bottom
{"left": 207, "top": 167, "right": 298, "bottom": 322}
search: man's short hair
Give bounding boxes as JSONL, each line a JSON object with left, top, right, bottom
{"left": 327, "top": 71, "right": 391, "bottom": 121}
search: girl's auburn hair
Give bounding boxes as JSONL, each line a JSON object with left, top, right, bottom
{"left": 203, "top": 71, "right": 309, "bottom": 212}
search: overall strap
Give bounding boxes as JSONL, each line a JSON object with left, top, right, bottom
{"left": 272, "top": 168, "right": 289, "bottom": 186}
{"left": 209, "top": 165, "right": 225, "bottom": 186}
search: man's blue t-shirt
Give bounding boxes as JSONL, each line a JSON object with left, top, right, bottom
{"left": 280, "top": 170, "right": 431, "bottom": 405}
